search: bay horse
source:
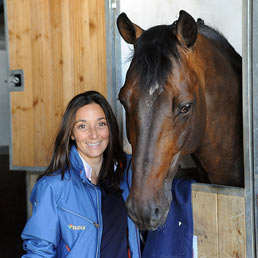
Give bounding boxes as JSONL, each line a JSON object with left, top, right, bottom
{"left": 117, "top": 10, "right": 243, "bottom": 230}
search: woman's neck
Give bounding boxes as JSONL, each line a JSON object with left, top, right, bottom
{"left": 77, "top": 149, "right": 103, "bottom": 185}
{"left": 86, "top": 157, "right": 103, "bottom": 185}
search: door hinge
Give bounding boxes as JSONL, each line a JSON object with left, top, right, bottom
{"left": 111, "top": 0, "right": 117, "bottom": 9}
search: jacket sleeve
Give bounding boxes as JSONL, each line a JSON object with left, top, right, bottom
{"left": 21, "top": 178, "right": 61, "bottom": 257}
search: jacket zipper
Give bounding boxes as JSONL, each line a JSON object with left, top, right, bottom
{"left": 84, "top": 179, "right": 101, "bottom": 258}
{"left": 59, "top": 207, "right": 99, "bottom": 228}
{"left": 94, "top": 187, "right": 101, "bottom": 258}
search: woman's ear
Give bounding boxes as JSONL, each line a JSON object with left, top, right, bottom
{"left": 71, "top": 134, "right": 75, "bottom": 141}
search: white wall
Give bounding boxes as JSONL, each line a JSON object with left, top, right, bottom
{"left": 0, "top": 49, "right": 9, "bottom": 147}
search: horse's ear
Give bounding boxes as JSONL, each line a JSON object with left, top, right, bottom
{"left": 117, "top": 13, "right": 144, "bottom": 44}
{"left": 176, "top": 10, "right": 197, "bottom": 48}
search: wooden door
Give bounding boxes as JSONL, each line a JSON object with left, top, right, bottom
{"left": 6, "top": 0, "right": 107, "bottom": 169}
{"left": 192, "top": 185, "right": 246, "bottom": 257}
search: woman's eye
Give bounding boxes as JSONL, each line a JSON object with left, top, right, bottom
{"left": 78, "top": 123, "right": 87, "bottom": 130}
{"left": 98, "top": 121, "right": 107, "bottom": 127}
{"left": 180, "top": 104, "right": 192, "bottom": 114}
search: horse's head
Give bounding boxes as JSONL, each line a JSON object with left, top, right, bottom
{"left": 117, "top": 10, "right": 207, "bottom": 230}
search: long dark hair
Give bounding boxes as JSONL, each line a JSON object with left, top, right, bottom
{"left": 40, "top": 91, "right": 126, "bottom": 193}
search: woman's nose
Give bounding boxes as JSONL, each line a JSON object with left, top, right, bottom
{"left": 88, "top": 126, "right": 98, "bottom": 138}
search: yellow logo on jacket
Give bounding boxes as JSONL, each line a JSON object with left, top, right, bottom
{"left": 68, "top": 224, "right": 85, "bottom": 230}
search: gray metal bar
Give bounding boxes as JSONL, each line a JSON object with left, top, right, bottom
{"left": 105, "top": 0, "right": 124, "bottom": 138}
{"left": 105, "top": 0, "right": 114, "bottom": 107}
{"left": 192, "top": 183, "right": 245, "bottom": 197}
{"left": 10, "top": 165, "right": 45, "bottom": 172}
{"left": 243, "top": 0, "right": 256, "bottom": 256}
{"left": 252, "top": 0, "right": 258, "bottom": 255}
{"left": 3, "top": 0, "right": 15, "bottom": 171}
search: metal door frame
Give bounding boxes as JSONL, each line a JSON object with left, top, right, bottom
{"left": 243, "top": 0, "right": 258, "bottom": 256}
{"left": 105, "top": 0, "right": 124, "bottom": 134}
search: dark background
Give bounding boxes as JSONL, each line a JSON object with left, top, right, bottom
{"left": 0, "top": 153, "right": 26, "bottom": 257}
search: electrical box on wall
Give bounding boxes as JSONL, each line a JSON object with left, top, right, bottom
{"left": 8, "top": 70, "right": 24, "bottom": 92}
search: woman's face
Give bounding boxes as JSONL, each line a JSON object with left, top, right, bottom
{"left": 71, "top": 103, "right": 109, "bottom": 165}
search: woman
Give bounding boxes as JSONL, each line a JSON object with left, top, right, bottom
{"left": 21, "top": 91, "right": 141, "bottom": 258}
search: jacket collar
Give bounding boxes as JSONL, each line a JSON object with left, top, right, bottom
{"left": 69, "top": 145, "right": 88, "bottom": 181}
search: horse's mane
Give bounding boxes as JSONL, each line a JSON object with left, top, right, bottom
{"left": 197, "top": 19, "right": 242, "bottom": 76}
{"left": 130, "top": 20, "right": 241, "bottom": 91}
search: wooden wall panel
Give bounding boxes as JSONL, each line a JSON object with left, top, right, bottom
{"left": 192, "top": 190, "right": 219, "bottom": 257}
{"left": 8, "top": 0, "right": 34, "bottom": 166}
{"left": 7, "top": 0, "right": 107, "bottom": 168}
{"left": 218, "top": 194, "right": 246, "bottom": 258}
{"left": 192, "top": 188, "right": 246, "bottom": 258}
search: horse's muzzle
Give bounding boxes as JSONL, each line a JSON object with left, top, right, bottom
{"left": 125, "top": 194, "right": 171, "bottom": 231}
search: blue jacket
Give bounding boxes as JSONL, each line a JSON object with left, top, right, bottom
{"left": 21, "top": 146, "right": 141, "bottom": 258}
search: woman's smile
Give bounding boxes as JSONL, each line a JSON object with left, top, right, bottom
{"left": 87, "top": 141, "right": 102, "bottom": 146}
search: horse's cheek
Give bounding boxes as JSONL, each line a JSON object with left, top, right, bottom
{"left": 192, "top": 87, "right": 207, "bottom": 143}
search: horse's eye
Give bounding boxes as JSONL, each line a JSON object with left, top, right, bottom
{"left": 180, "top": 104, "right": 192, "bottom": 114}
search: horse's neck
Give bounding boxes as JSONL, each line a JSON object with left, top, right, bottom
{"left": 197, "top": 24, "right": 242, "bottom": 73}
{"left": 193, "top": 35, "right": 243, "bottom": 187}
{"left": 196, "top": 34, "right": 242, "bottom": 108}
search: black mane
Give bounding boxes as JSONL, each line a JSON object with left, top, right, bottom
{"left": 129, "top": 20, "right": 241, "bottom": 91}
{"left": 197, "top": 21, "right": 242, "bottom": 75}
{"left": 132, "top": 24, "right": 180, "bottom": 91}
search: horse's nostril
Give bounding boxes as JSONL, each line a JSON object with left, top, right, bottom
{"left": 154, "top": 207, "right": 159, "bottom": 216}
{"left": 152, "top": 206, "right": 161, "bottom": 221}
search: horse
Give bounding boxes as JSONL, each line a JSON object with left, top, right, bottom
{"left": 116, "top": 10, "right": 243, "bottom": 231}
